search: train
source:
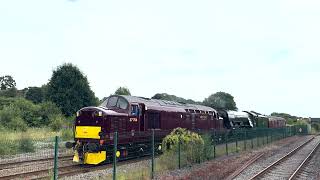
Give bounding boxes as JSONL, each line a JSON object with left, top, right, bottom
{"left": 66, "top": 95, "right": 286, "bottom": 165}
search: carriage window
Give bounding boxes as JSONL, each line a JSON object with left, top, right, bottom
{"left": 107, "top": 96, "right": 118, "bottom": 107}
{"left": 117, "top": 97, "right": 128, "bottom": 109}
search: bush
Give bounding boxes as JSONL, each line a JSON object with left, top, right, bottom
{"left": 39, "top": 101, "right": 62, "bottom": 126}
{"left": 162, "top": 128, "right": 204, "bottom": 164}
{"left": 0, "top": 105, "right": 27, "bottom": 131}
{"left": 7, "top": 117, "right": 28, "bottom": 132}
{"left": 0, "top": 140, "right": 19, "bottom": 156}
{"left": 11, "top": 98, "right": 41, "bottom": 127}
{"left": 201, "top": 133, "right": 214, "bottom": 160}
{"left": 19, "top": 138, "right": 35, "bottom": 153}
{"left": 61, "top": 128, "right": 73, "bottom": 141}
{"left": 49, "top": 114, "right": 64, "bottom": 131}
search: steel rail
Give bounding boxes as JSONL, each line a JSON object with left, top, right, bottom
{"left": 288, "top": 139, "right": 320, "bottom": 180}
{"left": 248, "top": 136, "right": 315, "bottom": 180}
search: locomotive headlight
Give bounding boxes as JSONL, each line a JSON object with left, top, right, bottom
{"left": 76, "top": 111, "right": 80, "bottom": 117}
{"left": 116, "top": 151, "right": 121, "bottom": 157}
{"left": 98, "top": 111, "right": 102, "bottom": 117}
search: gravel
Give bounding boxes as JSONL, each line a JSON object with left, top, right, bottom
{"left": 155, "top": 135, "right": 312, "bottom": 180}
{"left": 295, "top": 139, "right": 320, "bottom": 180}
{"left": 233, "top": 135, "right": 313, "bottom": 180}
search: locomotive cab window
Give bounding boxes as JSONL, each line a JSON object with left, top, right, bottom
{"left": 131, "top": 105, "right": 139, "bottom": 116}
{"left": 117, "top": 97, "right": 128, "bottom": 109}
{"left": 107, "top": 96, "right": 118, "bottom": 107}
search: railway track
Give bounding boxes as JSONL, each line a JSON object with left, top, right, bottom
{"left": 248, "top": 135, "right": 320, "bottom": 180}
{"left": 0, "top": 155, "right": 150, "bottom": 179}
{"left": 0, "top": 155, "right": 73, "bottom": 171}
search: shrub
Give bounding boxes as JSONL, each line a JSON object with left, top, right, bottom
{"left": 19, "top": 138, "right": 35, "bottom": 153}
{"left": 0, "top": 140, "right": 19, "bottom": 156}
{"left": 61, "top": 128, "right": 74, "bottom": 141}
{"left": 162, "top": 128, "right": 204, "bottom": 164}
{"left": 201, "top": 133, "right": 214, "bottom": 160}
{"left": 7, "top": 117, "right": 28, "bottom": 132}
{"left": 49, "top": 114, "right": 64, "bottom": 131}
{"left": 11, "top": 98, "right": 41, "bottom": 127}
{"left": 0, "top": 105, "right": 27, "bottom": 131}
{"left": 39, "top": 101, "right": 62, "bottom": 126}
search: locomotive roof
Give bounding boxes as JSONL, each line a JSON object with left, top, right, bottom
{"left": 114, "top": 95, "right": 217, "bottom": 113}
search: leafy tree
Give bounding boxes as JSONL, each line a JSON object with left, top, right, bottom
{"left": 25, "top": 87, "right": 44, "bottom": 104}
{"left": 0, "top": 75, "right": 16, "bottom": 90}
{"left": 114, "top": 87, "right": 131, "bottom": 96}
{"left": 46, "top": 63, "right": 98, "bottom": 116}
{"left": 203, "top": 92, "right": 237, "bottom": 110}
{"left": 152, "top": 93, "right": 198, "bottom": 104}
{"left": 271, "top": 112, "right": 300, "bottom": 125}
{"left": 0, "top": 87, "right": 18, "bottom": 97}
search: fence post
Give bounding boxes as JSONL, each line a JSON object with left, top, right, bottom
{"left": 53, "top": 136, "right": 59, "bottom": 180}
{"left": 235, "top": 131, "right": 238, "bottom": 153}
{"left": 213, "top": 132, "right": 216, "bottom": 158}
{"left": 178, "top": 134, "right": 181, "bottom": 169}
{"left": 225, "top": 133, "right": 228, "bottom": 155}
{"left": 113, "top": 131, "right": 118, "bottom": 180}
{"left": 251, "top": 131, "right": 254, "bottom": 149}
{"left": 151, "top": 129, "right": 155, "bottom": 179}
{"left": 244, "top": 129, "right": 247, "bottom": 151}
{"left": 257, "top": 130, "right": 259, "bottom": 147}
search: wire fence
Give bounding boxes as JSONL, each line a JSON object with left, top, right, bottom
{"left": 0, "top": 125, "right": 309, "bottom": 179}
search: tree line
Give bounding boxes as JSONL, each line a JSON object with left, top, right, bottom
{"left": 0, "top": 63, "right": 300, "bottom": 131}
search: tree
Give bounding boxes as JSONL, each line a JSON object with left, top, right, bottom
{"left": 0, "top": 75, "right": 16, "bottom": 90}
{"left": 203, "top": 92, "right": 237, "bottom": 110}
{"left": 46, "top": 63, "right": 98, "bottom": 116}
{"left": 114, "top": 87, "right": 131, "bottom": 96}
{"left": 25, "top": 87, "right": 44, "bottom": 104}
{"left": 151, "top": 93, "right": 198, "bottom": 104}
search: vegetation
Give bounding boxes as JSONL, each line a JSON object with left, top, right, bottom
{"left": 25, "top": 86, "right": 44, "bottom": 104}
{"left": 46, "top": 63, "right": 98, "bottom": 116}
{"left": 114, "top": 87, "right": 131, "bottom": 96}
{"left": 203, "top": 92, "right": 237, "bottom": 110}
{"left": 0, "top": 97, "right": 65, "bottom": 131}
{"left": 0, "top": 75, "right": 16, "bottom": 90}
{"left": 152, "top": 93, "right": 199, "bottom": 104}
{"left": 161, "top": 128, "right": 207, "bottom": 164}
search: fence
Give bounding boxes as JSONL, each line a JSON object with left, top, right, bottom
{"left": 0, "top": 125, "right": 308, "bottom": 180}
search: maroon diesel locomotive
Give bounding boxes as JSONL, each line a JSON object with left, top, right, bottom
{"left": 67, "top": 95, "right": 225, "bottom": 165}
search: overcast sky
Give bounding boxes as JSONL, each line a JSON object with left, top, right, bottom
{"left": 1, "top": 0, "right": 319, "bottom": 117}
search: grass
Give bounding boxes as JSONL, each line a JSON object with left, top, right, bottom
{"left": 0, "top": 127, "right": 73, "bottom": 156}
{"left": 0, "top": 128, "right": 59, "bottom": 141}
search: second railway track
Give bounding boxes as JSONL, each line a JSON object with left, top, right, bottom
{"left": 249, "top": 135, "right": 320, "bottom": 180}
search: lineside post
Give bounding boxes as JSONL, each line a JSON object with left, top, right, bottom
{"left": 53, "top": 136, "right": 59, "bottom": 180}
{"left": 213, "top": 131, "right": 216, "bottom": 158}
{"left": 225, "top": 133, "right": 228, "bottom": 155}
{"left": 244, "top": 129, "right": 247, "bottom": 151}
{"left": 178, "top": 134, "right": 181, "bottom": 169}
{"left": 251, "top": 131, "right": 254, "bottom": 149}
{"left": 113, "top": 131, "right": 118, "bottom": 180}
{"left": 235, "top": 131, "right": 238, "bottom": 153}
{"left": 151, "top": 129, "right": 155, "bottom": 179}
